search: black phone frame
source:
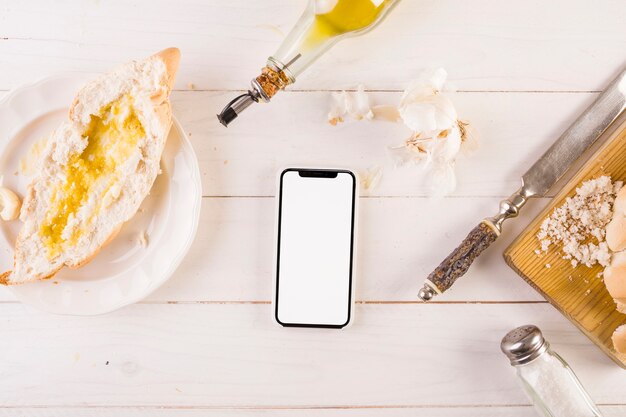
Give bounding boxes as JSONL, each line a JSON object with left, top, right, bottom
{"left": 274, "top": 168, "right": 356, "bottom": 329}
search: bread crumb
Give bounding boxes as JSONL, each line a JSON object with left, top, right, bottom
{"left": 138, "top": 231, "right": 149, "bottom": 248}
{"left": 187, "top": 82, "right": 195, "bottom": 90}
{"left": 537, "top": 176, "right": 621, "bottom": 268}
{"left": 585, "top": 289, "right": 592, "bottom": 296}
{"left": 19, "top": 137, "right": 48, "bottom": 176}
{"left": 545, "top": 263, "right": 551, "bottom": 269}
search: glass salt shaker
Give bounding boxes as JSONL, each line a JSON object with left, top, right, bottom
{"left": 500, "top": 325, "right": 603, "bottom": 417}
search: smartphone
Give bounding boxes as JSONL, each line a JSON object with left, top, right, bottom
{"left": 274, "top": 168, "right": 357, "bottom": 328}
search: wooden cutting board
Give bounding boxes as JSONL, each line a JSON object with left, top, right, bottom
{"left": 505, "top": 123, "right": 626, "bottom": 369}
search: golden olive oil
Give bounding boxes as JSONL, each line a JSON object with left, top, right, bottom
{"left": 40, "top": 95, "right": 144, "bottom": 258}
{"left": 311, "top": 0, "right": 392, "bottom": 40}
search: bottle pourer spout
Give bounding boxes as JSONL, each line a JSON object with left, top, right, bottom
{"left": 217, "top": 91, "right": 259, "bottom": 127}
{"left": 217, "top": 77, "right": 274, "bottom": 127}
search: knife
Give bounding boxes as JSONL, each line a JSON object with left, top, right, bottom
{"left": 418, "top": 69, "right": 626, "bottom": 302}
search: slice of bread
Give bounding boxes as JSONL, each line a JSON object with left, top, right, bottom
{"left": 0, "top": 48, "right": 180, "bottom": 285}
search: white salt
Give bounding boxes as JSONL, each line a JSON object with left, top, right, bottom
{"left": 518, "top": 353, "right": 600, "bottom": 417}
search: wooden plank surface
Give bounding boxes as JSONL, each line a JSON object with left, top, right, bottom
{"left": 0, "top": 303, "right": 622, "bottom": 407}
{"left": 1, "top": 0, "right": 625, "bottom": 92}
{"left": 1, "top": 0, "right": 626, "bottom": 415}
{"left": 171, "top": 91, "right": 601, "bottom": 198}
{"left": 0, "top": 196, "right": 547, "bottom": 303}
{"left": 1, "top": 406, "right": 626, "bottom": 417}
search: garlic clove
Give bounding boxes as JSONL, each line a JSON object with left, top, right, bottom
{"left": 612, "top": 324, "right": 626, "bottom": 355}
{"left": 399, "top": 102, "right": 438, "bottom": 132}
{"left": 606, "top": 187, "right": 626, "bottom": 251}
{"left": 328, "top": 85, "right": 373, "bottom": 124}
{"left": 613, "top": 186, "right": 626, "bottom": 217}
{"left": 604, "top": 251, "right": 626, "bottom": 295}
{"left": 0, "top": 186, "right": 22, "bottom": 221}
{"left": 606, "top": 215, "right": 626, "bottom": 252}
{"left": 346, "top": 84, "right": 373, "bottom": 121}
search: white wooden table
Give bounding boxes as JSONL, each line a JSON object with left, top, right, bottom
{"left": 1, "top": 1, "right": 625, "bottom": 415}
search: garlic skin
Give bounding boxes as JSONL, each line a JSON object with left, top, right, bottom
{"left": 361, "top": 165, "right": 383, "bottom": 192}
{"left": 372, "top": 105, "right": 401, "bottom": 122}
{"left": 328, "top": 84, "right": 373, "bottom": 125}
{"left": 0, "top": 186, "right": 22, "bottom": 221}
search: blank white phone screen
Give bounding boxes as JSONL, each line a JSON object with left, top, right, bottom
{"left": 276, "top": 169, "right": 356, "bottom": 327}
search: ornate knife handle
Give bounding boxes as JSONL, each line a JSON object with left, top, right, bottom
{"left": 418, "top": 189, "right": 529, "bottom": 301}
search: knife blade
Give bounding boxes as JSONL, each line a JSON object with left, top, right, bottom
{"left": 418, "top": 69, "right": 626, "bottom": 301}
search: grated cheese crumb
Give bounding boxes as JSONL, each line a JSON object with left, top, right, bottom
{"left": 537, "top": 176, "right": 622, "bottom": 268}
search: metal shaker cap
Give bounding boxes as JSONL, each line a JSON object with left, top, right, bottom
{"left": 500, "top": 325, "right": 549, "bottom": 365}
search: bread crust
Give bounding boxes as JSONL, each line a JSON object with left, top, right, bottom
{"left": 67, "top": 224, "right": 123, "bottom": 269}
{"left": 154, "top": 47, "right": 180, "bottom": 94}
{"left": 1, "top": 48, "right": 180, "bottom": 285}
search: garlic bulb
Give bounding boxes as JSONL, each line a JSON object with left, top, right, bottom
{"left": 326, "top": 68, "right": 477, "bottom": 196}
{"left": 392, "top": 68, "right": 476, "bottom": 196}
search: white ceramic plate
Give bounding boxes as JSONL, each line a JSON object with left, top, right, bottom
{"left": 0, "top": 74, "right": 202, "bottom": 315}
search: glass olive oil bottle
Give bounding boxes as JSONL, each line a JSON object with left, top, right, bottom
{"left": 218, "top": 0, "right": 400, "bottom": 126}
